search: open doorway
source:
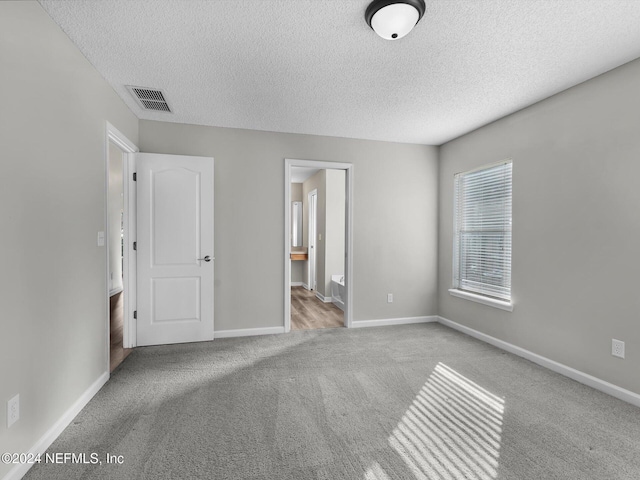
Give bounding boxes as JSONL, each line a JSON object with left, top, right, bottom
{"left": 284, "top": 159, "right": 354, "bottom": 332}
{"left": 106, "top": 123, "right": 137, "bottom": 371}
{"left": 107, "top": 140, "right": 132, "bottom": 371}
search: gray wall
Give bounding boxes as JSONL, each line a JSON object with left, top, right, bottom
{"left": 291, "top": 183, "right": 303, "bottom": 203}
{"left": 439, "top": 58, "right": 640, "bottom": 395}
{"left": 324, "top": 169, "right": 346, "bottom": 296}
{"left": 139, "top": 120, "right": 439, "bottom": 330}
{"left": 0, "top": 2, "right": 138, "bottom": 476}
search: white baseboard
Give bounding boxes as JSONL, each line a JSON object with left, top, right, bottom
{"left": 351, "top": 316, "right": 438, "bottom": 328}
{"left": 437, "top": 316, "right": 640, "bottom": 409}
{"left": 214, "top": 326, "right": 285, "bottom": 339}
{"left": 4, "top": 371, "right": 110, "bottom": 480}
{"left": 302, "top": 283, "right": 310, "bottom": 290}
{"left": 331, "top": 296, "right": 345, "bottom": 312}
{"left": 315, "top": 292, "right": 332, "bottom": 303}
{"left": 290, "top": 282, "right": 303, "bottom": 287}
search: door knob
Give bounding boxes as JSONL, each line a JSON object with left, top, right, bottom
{"left": 198, "top": 255, "right": 212, "bottom": 262}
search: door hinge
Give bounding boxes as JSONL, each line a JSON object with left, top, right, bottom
{"left": 133, "top": 172, "right": 137, "bottom": 181}
{"left": 133, "top": 241, "right": 137, "bottom": 251}
{"left": 133, "top": 310, "right": 137, "bottom": 319}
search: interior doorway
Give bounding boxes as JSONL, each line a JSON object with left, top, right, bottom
{"left": 107, "top": 138, "right": 131, "bottom": 371}
{"left": 284, "top": 159, "right": 354, "bottom": 332}
{"left": 106, "top": 123, "right": 137, "bottom": 372}
{"left": 106, "top": 124, "right": 216, "bottom": 355}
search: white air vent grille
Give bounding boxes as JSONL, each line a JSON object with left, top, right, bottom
{"left": 126, "top": 86, "right": 172, "bottom": 113}
{"left": 140, "top": 99, "right": 171, "bottom": 112}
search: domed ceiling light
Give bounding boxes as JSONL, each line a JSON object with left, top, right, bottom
{"left": 365, "top": 0, "right": 426, "bottom": 40}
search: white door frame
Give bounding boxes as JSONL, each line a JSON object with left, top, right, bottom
{"left": 308, "top": 189, "right": 317, "bottom": 291}
{"left": 284, "top": 159, "right": 354, "bottom": 331}
{"left": 105, "top": 122, "right": 138, "bottom": 369}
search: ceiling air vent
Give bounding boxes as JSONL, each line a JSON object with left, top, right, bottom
{"left": 126, "top": 86, "right": 172, "bottom": 113}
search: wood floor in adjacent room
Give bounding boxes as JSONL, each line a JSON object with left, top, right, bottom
{"left": 291, "top": 286, "right": 343, "bottom": 330}
{"left": 110, "top": 291, "right": 132, "bottom": 372}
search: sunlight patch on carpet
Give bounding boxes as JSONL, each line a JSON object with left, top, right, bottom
{"left": 365, "top": 362, "right": 505, "bottom": 480}
{"left": 365, "top": 461, "right": 391, "bottom": 480}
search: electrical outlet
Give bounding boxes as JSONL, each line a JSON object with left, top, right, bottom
{"left": 612, "top": 339, "right": 625, "bottom": 359}
{"left": 7, "top": 394, "right": 19, "bottom": 428}
{"left": 387, "top": 293, "right": 393, "bottom": 303}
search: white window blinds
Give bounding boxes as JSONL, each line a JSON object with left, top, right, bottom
{"left": 453, "top": 161, "right": 512, "bottom": 301}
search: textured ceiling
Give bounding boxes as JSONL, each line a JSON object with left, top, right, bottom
{"left": 39, "top": 0, "right": 640, "bottom": 145}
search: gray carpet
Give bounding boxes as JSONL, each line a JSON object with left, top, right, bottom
{"left": 24, "top": 323, "right": 640, "bottom": 479}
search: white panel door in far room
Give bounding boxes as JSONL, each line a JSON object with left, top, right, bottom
{"left": 136, "top": 153, "right": 214, "bottom": 346}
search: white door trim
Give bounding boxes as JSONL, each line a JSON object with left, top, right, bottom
{"left": 123, "top": 152, "right": 137, "bottom": 348}
{"left": 105, "top": 122, "right": 138, "bottom": 366}
{"left": 284, "top": 159, "right": 354, "bottom": 332}
{"left": 308, "top": 189, "right": 318, "bottom": 291}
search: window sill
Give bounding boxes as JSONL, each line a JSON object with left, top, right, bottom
{"left": 448, "top": 289, "right": 513, "bottom": 312}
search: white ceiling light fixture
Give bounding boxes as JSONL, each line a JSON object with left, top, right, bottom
{"left": 365, "top": 0, "right": 426, "bottom": 40}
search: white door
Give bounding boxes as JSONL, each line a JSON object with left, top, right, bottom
{"left": 135, "top": 153, "right": 214, "bottom": 346}
{"left": 309, "top": 190, "right": 317, "bottom": 290}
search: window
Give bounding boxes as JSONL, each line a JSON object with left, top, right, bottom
{"left": 451, "top": 161, "right": 512, "bottom": 309}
